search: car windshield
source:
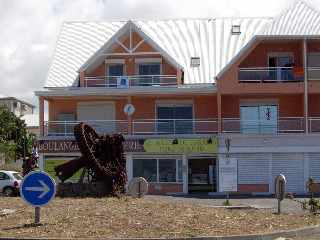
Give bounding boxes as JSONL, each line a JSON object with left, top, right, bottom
{"left": 13, "top": 173, "right": 23, "bottom": 180}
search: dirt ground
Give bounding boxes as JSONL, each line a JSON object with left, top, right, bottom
{"left": 0, "top": 197, "right": 319, "bottom": 238}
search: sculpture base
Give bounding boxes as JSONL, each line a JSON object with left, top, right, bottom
{"left": 57, "top": 182, "right": 111, "bottom": 197}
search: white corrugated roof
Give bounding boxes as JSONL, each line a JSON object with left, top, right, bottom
{"left": 262, "top": 0, "right": 320, "bottom": 36}
{"left": 45, "top": 1, "right": 320, "bottom": 88}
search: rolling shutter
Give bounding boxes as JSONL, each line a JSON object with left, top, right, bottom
{"left": 237, "top": 153, "right": 269, "bottom": 184}
{"left": 309, "top": 153, "right": 320, "bottom": 182}
{"left": 271, "top": 153, "right": 305, "bottom": 194}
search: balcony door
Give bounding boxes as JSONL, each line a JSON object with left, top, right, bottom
{"left": 240, "top": 104, "right": 278, "bottom": 134}
{"left": 107, "top": 64, "right": 124, "bottom": 87}
{"left": 156, "top": 104, "right": 193, "bottom": 134}
{"left": 268, "top": 54, "right": 293, "bottom": 81}
{"left": 138, "top": 63, "right": 161, "bottom": 86}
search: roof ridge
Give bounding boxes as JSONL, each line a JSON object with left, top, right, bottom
{"left": 61, "top": 16, "right": 273, "bottom": 25}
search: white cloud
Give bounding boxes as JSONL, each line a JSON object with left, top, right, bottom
{"left": 1, "top": 0, "right": 320, "bottom": 111}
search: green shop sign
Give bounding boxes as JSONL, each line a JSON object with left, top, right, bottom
{"left": 143, "top": 138, "right": 218, "bottom": 154}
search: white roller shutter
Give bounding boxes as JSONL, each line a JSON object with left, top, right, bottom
{"left": 309, "top": 153, "right": 320, "bottom": 182}
{"left": 271, "top": 153, "right": 305, "bottom": 194}
{"left": 237, "top": 153, "right": 269, "bottom": 184}
{"left": 77, "top": 102, "right": 115, "bottom": 134}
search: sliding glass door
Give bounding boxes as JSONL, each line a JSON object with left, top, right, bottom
{"left": 240, "top": 105, "right": 278, "bottom": 134}
{"left": 157, "top": 105, "right": 193, "bottom": 134}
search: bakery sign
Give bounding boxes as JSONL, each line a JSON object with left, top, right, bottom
{"left": 37, "top": 139, "right": 144, "bottom": 153}
{"left": 37, "top": 138, "right": 218, "bottom": 154}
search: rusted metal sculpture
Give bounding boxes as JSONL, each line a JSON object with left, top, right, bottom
{"left": 54, "top": 123, "right": 127, "bottom": 195}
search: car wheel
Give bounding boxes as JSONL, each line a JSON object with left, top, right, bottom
{"left": 3, "top": 187, "right": 14, "bottom": 197}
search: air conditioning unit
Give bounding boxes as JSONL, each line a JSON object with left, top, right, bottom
{"left": 117, "top": 76, "right": 129, "bottom": 88}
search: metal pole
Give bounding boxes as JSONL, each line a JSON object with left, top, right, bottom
{"left": 35, "top": 207, "right": 40, "bottom": 224}
{"left": 303, "top": 38, "right": 309, "bottom": 134}
{"left": 278, "top": 199, "right": 281, "bottom": 214}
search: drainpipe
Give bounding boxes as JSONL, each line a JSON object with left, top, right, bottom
{"left": 303, "top": 38, "right": 309, "bottom": 134}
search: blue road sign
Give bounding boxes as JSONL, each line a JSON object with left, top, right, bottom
{"left": 20, "top": 171, "right": 56, "bottom": 207}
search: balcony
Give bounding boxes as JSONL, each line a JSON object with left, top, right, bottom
{"left": 238, "top": 67, "right": 304, "bottom": 83}
{"left": 43, "top": 118, "right": 320, "bottom": 137}
{"left": 132, "top": 119, "right": 218, "bottom": 135}
{"left": 44, "top": 120, "right": 128, "bottom": 136}
{"left": 222, "top": 117, "right": 306, "bottom": 134}
{"left": 84, "top": 75, "right": 177, "bottom": 88}
{"left": 43, "top": 119, "right": 218, "bottom": 137}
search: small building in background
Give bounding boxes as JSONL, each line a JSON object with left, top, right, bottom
{"left": 0, "top": 94, "right": 35, "bottom": 117}
{"left": 21, "top": 114, "right": 40, "bottom": 137}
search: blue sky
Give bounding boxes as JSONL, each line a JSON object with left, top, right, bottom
{"left": 0, "top": 0, "right": 319, "bottom": 110}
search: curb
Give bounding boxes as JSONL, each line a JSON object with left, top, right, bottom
{"left": 0, "top": 225, "right": 319, "bottom": 240}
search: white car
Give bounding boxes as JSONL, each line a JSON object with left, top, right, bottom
{"left": 0, "top": 170, "right": 22, "bottom": 196}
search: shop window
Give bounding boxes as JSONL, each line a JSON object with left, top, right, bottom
{"left": 133, "top": 158, "right": 157, "bottom": 182}
{"left": 133, "top": 158, "right": 183, "bottom": 183}
{"left": 159, "top": 159, "right": 176, "bottom": 182}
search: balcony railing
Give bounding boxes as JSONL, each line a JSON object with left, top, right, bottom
{"left": 44, "top": 120, "right": 128, "bottom": 136}
{"left": 308, "top": 67, "right": 320, "bottom": 80}
{"left": 222, "top": 117, "right": 305, "bottom": 134}
{"left": 43, "top": 117, "right": 320, "bottom": 137}
{"left": 238, "top": 67, "right": 304, "bottom": 82}
{"left": 309, "top": 118, "right": 320, "bottom": 133}
{"left": 84, "top": 75, "right": 177, "bottom": 88}
{"left": 132, "top": 119, "right": 218, "bottom": 135}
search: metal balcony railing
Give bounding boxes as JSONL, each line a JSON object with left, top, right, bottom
{"left": 222, "top": 117, "right": 305, "bottom": 134}
{"left": 238, "top": 67, "right": 304, "bottom": 82}
{"left": 309, "top": 118, "right": 320, "bottom": 133}
{"left": 132, "top": 119, "right": 218, "bottom": 135}
{"left": 44, "top": 120, "right": 128, "bottom": 136}
{"left": 84, "top": 75, "right": 177, "bottom": 88}
{"left": 43, "top": 117, "right": 320, "bottom": 137}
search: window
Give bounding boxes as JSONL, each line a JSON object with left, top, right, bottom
{"left": 133, "top": 158, "right": 182, "bottom": 183}
{"left": 240, "top": 104, "right": 278, "bottom": 134}
{"left": 268, "top": 54, "right": 294, "bottom": 81}
{"left": 133, "top": 159, "right": 157, "bottom": 182}
{"left": 231, "top": 25, "right": 241, "bottom": 35}
{"left": 190, "top": 57, "right": 200, "bottom": 67}
{"left": 0, "top": 172, "right": 10, "bottom": 180}
{"left": 108, "top": 64, "right": 124, "bottom": 76}
{"left": 49, "top": 113, "right": 76, "bottom": 136}
{"left": 138, "top": 63, "right": 161, "bottom": 86}
{"left": 157, "top": 105, "right": 193, "bottom": 134}
{"left": 159, "top": 159, "right": 176, "bottom": 182}
{"left": 139, "top": 63, "right": 160, "bottom": 75}
{"left": 108, "top": 64, "right": 124, "bottom": 87}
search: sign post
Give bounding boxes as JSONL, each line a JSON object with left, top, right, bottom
{"left": 20, "top": 171, "right": 56, "bottom": 225}
{"left": 275, "top": 174, "right": 286, "bottom": 214}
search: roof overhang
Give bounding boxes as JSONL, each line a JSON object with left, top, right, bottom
{"left": 35, "top": 84, "right": 216, "bottom": 98}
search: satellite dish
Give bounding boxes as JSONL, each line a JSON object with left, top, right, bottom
{"left": 127, "top": 177, "right": 148, "bottom": 198}
{"left": 123, "top": 104, "right": 135, "bottom": 116}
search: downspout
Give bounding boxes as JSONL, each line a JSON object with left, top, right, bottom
{"left": 303, "top": 38, "right": 309, "bottom": 134}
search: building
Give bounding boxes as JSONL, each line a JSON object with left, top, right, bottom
{"left": 21, "top": 114, "right": 40, "bottom": 137}
{"left": 0, "top": 94, "right": 34, "bottom": 117}
{"left": 36, "top": 1, "right": 320, "bottom": 195}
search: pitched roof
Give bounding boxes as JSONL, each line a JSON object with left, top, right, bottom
{"left": 44, "top": 1, "right": 320, "bottom": 88}
{"left": 262, "top": 0, "right": 320, "bottom": 36}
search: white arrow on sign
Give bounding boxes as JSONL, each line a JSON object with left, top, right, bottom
{"left": 25, "top": 180, "right": 50, "bottom": 199}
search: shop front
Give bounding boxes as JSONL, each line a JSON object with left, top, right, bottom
{"left": 37, "top": 137, "right": 219, "bottom": 195}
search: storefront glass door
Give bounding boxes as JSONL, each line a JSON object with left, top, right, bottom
{"left": 188, "top": 158, "right": 216, "bottom": 193}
